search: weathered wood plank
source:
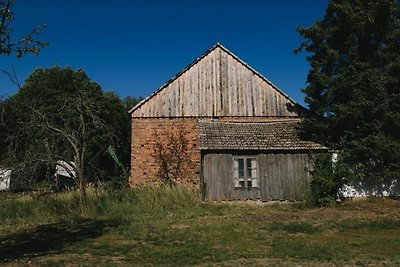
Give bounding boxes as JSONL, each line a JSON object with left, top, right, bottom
{"left": 211, "top": 49, "right": 216, "bottom": 116}
{"left": 131, "top": 46, "right": 297, "bottom": 118}
{"left": 204, "top": 152, "right": 313, "bottom": 201}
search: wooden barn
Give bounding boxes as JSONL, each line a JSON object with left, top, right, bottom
{"left": 129, "top": 43, "right": 326, "bottom": 201}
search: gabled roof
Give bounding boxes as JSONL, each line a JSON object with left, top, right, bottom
{"left": 129, "top": 42, "right": 297, "bottom": 114}
{"left": 199, "top": 119, "right": 327, "bottom": 151}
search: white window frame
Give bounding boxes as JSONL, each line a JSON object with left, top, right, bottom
{"left": 233, "top": 156, "right": 258, "bottom": 189}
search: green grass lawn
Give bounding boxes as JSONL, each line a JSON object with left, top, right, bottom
{"left": 0, "top": 186, "right": 399, "bottom": 266}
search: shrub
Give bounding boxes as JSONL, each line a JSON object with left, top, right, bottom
{"left": 309, "top": 153, "right": 348, "bottom": 206}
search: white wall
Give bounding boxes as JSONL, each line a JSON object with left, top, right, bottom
{"left": 55, "top": 161, "right": 76, "bottom": 178}
{"left": 340, "top": 179, "right": 399, "bottom": 198}
{"left": 0, "top": 169, "right": 11, "bottom": 191}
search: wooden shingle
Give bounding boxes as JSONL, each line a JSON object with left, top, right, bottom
{"left": 199, "top": 119, "right": 326, "bottom": 151}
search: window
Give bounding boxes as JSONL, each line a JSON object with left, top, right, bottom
{"left": 233, "top": 157, "right": 258, "bottom": 188}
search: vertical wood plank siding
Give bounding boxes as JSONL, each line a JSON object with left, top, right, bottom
{"left": 202, "top": 153, "right": 312, "bottom": 201}
{"left": 202, "top": 154, "right": 261, "bottom": 200}
{"left": 132, "top": 47, "right": 297, "bottom": 118}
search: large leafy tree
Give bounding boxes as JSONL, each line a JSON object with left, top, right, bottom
{"left": 297, "top": 0, "right": 400, "bottom": 184}
{"left": 3, "top": 67, "right": 129, "bottom": 203}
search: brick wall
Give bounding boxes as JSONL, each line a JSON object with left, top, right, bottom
{"left": 130, "top": 118, "right": 200, "bottom": 186}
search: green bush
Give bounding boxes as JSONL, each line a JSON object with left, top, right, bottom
{"left": 310, "top": 153, "right": 348, "bottom": 206}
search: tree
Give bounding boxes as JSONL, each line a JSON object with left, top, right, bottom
{"left": 117, "top": 95, "right": 143, "bottom": 177}
{"left": 0, "top": 0, "right": 47, "bottom": 57}
{"left": 89, "top": 91, "right": 131, "bottom": 184}
{"left": 0, "top": 98, "right": 7, "bottom": 162}
{"left": 4, "top": 67, "right": 128, "bottom": 204}
{"left": 297, "top": 0, "right": 400, "bottom": 186}
{"left": 123, "top": 96, "right": 143, "bottom": 113}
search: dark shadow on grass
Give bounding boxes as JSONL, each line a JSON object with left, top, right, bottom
{"left": 0, "top": 218, "right": 120, "bottom": 262}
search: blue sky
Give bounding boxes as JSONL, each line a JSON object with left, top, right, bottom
{"left": 0, "top": 0, "right": 328, "bottom": 105}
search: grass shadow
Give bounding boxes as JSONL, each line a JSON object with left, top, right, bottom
{"left": 0, "top": 218, "right": 120, "bottom": 262}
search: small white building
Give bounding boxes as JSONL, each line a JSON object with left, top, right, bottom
{"left": 54, "top": 160, "right": 76, "bottom": 179}
{"left": 340, "top": 179, "right": 399, "bottom": 198}
{"left": 0, "top": 168, "right": 12, "bottom": 191}
{"left": 333, "top": 153, "right": 400, "bottom": 198}
{"left": 53, "top": 160, "right": 76, "bottom": 190}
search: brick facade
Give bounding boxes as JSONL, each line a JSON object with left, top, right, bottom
{"left": 130, "top": 118, "right": 200, "bottom": 186}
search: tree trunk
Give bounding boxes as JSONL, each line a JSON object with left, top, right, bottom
{"left": 75, "top": 155, "right": 87, "bottom": 206}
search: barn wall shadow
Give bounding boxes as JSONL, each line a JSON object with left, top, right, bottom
{"left": 0, "top": 218, "right": 120, "bottom": 262}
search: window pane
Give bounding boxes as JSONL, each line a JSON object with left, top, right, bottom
{"left": 247, "top": 159, "right": 251, "bottom": 169}
{"left": 247, "top": 158, "right": 256, "bottom": 178}
{"left": 237, "top": 159, "right": 244, "bottom": 177}
{"left": 238, "top": 158, "right": 244, "bottom": 168}
{"left": 234, "top": 159, "right": 245, "bottom": 187}
{"left": 247, "top": 180, "right": 252, "bottom": 188}
{"left": 247, "top": 159, "right": 252, "bottom": 177}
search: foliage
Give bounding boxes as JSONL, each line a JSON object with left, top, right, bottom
{"left": 1, "top": 67, "right": 129, "bottom": 203}
{"left": 153, "top": 128, "right": 195, "bottom": 186}
{"left": 87, "top": 91, "right": 131, "bottom": 184}
{"left": 122, "top": 95, "right": 143, "bottom": 112}
{"left": 109, "top": 95, "right": 142, "bottom": 176}
{"left": 0, "top": 98, "right": 8, "bottom": 164}
{"left": 297, "top": 0, "right": 400, "bottom": 183}
{"left": 0, "top": 0, "right": 48, "bottom": 57}
{"left": 0, "top": 188, "right": 400, "bottom": 265}
{"left": 309, "top": 153, "right": 349, "bottom": 206}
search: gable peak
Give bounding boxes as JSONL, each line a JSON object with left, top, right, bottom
{"left": 129, "top": 43, "right": 298, "bottom": 114}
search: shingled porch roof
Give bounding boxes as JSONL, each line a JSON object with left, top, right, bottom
{"left": 199, "top": 119, "right": 327, "bottom": 151}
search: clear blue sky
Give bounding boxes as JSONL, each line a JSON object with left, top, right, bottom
{"left": 0, "top": 0, "right": 328, "bottom": 105}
